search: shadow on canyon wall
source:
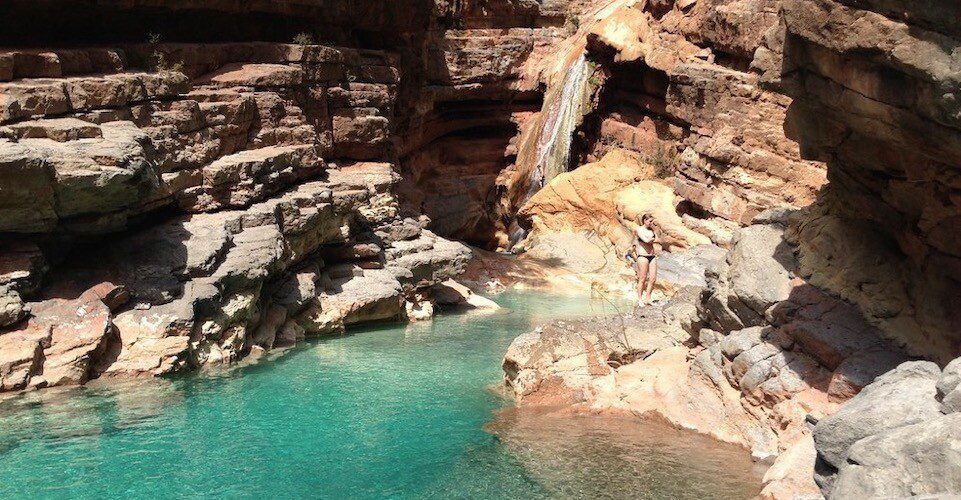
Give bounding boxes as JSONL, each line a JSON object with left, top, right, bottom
{"left": 779, "top": 29, "right": 961, "bottom": 362}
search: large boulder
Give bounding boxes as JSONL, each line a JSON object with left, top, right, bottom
{"left": 726, "top": 224, "right": 794, "bottom": 316}
{"left": 655, "top": 244, "right": 727, "bottom": 289}
{"left": 503, "top": 310, "right": 682, "bottom": 405}
{"left": 523, "top": 232, "right": 610, "bottom": 274}
{"left": 813, "top": 361, "right": 943, "bottom": 475}
{"left": 295, "top": 268, "right": 405, "bottom": 335}
{"left": 0, "top": 285, "right": 25, "bottom": 327}
{"left": 0, "top": 285, "right": 120, "bottom": 390}
{"left": 830, "top": 413, "right": 961, "bottom": 498}
{"left": 701, "top": 222, "right": 796, "bottom": 332}
{"left": 520, "top": 148, "right": 711, "bottom": 254}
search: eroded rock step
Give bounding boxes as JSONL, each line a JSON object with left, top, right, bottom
{"left": 501, "top": 212, "right": 925, "bottom": 498}
{"left": 1, "top": 161, "right": 471, "bottom": 390}
{"left": 0, "top": 39, "right": 475, "bottom": 393}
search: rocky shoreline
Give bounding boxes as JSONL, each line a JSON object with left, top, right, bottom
{"left": 502, "top": 210, "right": 961, "bottom": 498}
{"left": 1, "top": 0, "right": 960, "bottom": 496}
{"left": 0, "top": 38, "right": 485, "bottom": 391}
{"left": 0, "top": 157, "right": 477, "bottom": 389}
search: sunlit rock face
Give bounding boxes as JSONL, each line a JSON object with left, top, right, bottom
{"left": 501, "top": 214, "right": 922, "bottom": 497}
{"left": 781, "top": 0, "right": 961, "bottom": 362}
{"left": 519, "top": 148, "right": 711, "bottom": 254}
{"left": 481, "top": 0, "right": 831, "bottom": 262}
{"left": 0, "top": 2, "right": 491, "bottom": 391}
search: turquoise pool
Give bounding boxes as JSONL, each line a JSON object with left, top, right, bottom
{"left": 0, "top": 291, "right": 762, "bottom": 499}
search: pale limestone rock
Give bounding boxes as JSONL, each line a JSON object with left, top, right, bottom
{"left": 938, "top": 357, "right": 961, "bottom": 414}
{"left": 431, "top": 279, "right": 501, "bottom": 312}
{"left": 431, "top": 279, "right": 474, "bottom": 305}
{"left": 405, "top": 295, "right": 435, "bottom": 321}
{"left": 197, "top": 63, "right": 304, "bottom": 87}
{"left": 813, "top": 361, "right": 943, "bottom": 471}
{"left": 296, "top": 270, "right": 404, "bottom": 335}
{"left": 0, "top": 286, "right": 25, "bottom": 328}
{"left": 830, "top": 414, "right": 961, "bottom": 498}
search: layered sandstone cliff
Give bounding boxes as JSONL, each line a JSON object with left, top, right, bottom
{"left": 2, "top": 0, "right": 961, "bottom": 495}
{"left": 0, "top": 2, "right": 503, "bottom": 390}
{"left": 0, "top": 39, "right": 478, "bottom": 390}
{"left": 0, "top": 0, "right": 615, "bottom": 392}
{"left": 497, "top": 0, "right": 828, "bottom": 244}
{"left": 501, "top": 0, "right": 961, "bottom": 498}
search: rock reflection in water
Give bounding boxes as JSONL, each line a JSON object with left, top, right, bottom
{"left": 488, "top": 408, "right": 766, "bottom": 499}
{"left": 0, "top": 378, "right": 183, "bottom": 450}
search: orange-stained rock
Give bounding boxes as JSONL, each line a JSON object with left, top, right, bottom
{"left": 197, "top": 63, "right": 304, "bottom": 87}
{"left": 0, "top": 286, "right": 118, "bottom": 391}
{"left": 520, "top": 148, "right": 711, "bottom": 254}
{"left": 503, "top": 219, "right": 911, "bottom": 498}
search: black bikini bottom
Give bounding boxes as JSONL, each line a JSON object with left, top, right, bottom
{"left": 626, "top": 254, "right": 656, "bottom": 262}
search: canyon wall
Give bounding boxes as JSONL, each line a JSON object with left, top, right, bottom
{"left": 2, "top": 8, "right": 961, "bottom": 499}
{"left": 501, "top": 1, "right": 961, "bottom": 498}
{"left": 0, "top": 38, "right": 477, "bottom": 389}
{"left": 780, "top": 1, "right": 961, "bottom": 497}
{"left": 504, "top": 0, "right": 961, "bottom": 364}
{"left": 3, "top": 0, "right": 631, "bottom": 392}
{"left": 0, "top": 0, "right": 525, "bottom": 390}
{"left": 781, "top": 0, "right": 961, "bottom": 362}
{"left": 516, "top": 0, "right": 826, "bottom": 224}
{"left": 2, "top": 0, "right": 961, "bottom": 496}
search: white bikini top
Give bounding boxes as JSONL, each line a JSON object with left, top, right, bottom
{"left": 636, "top": 226, "right": 656, "bottom": 244}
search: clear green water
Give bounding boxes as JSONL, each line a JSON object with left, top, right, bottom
{"left": 0, "top": 291, "right": 763, "bottom": 499}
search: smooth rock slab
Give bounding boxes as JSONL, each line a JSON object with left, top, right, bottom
{"left": 813, "top": 361, "right": 942, "bottom": 470}
{"left": 830, "top": 413, "right": 961, "bottom": 498}
{"left": 727, "top": 224, "right": 794, "bottom": 316}
{"left": 656, "top": 244, "right": 726, "bottom": 289}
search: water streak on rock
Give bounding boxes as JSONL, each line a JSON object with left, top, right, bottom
{"left": 524, "top": 53, "right": 591, "bottom": 203}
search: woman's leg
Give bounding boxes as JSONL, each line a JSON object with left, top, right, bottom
{"left": 635, "top": 258, "right": 649, "bottom": 303}
{"left": 643, "top": 257, "right": 658, "bottom": 303}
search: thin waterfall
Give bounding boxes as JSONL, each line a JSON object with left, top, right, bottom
{"left": 524, "top": 54, "right": 591, "bottom": 202}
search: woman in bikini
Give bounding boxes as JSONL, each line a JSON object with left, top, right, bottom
{"left": 626, "top": 213, "right": 658, "bottom": 305}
